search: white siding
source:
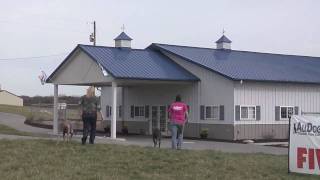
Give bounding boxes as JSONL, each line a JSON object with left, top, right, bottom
{"left": 100, "top": 87, "right": 123, "bottom": 121}
{"left": 161, "top": 51, "right": 234, "bottom": 124}
{"left": 123, "top": 84, "right": 195, "bottom": 122}
{"left": 115, "top": 40, "right": 131, "bottom": 48}
{"left": 234, "top": 81, "right": 320, "bottom": 124}
{"left": 51, "top": 50, "right": 113, "bottom": 85}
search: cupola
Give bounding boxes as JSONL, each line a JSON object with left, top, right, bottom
{"left": 216, "top": 34, "right": 232, "bottom": 50}
{"left": 114, "top": 31, "right": 133, "bottom": 48}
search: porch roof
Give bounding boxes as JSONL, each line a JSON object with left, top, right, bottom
{"left": 47, "top": 44, "right": 199, "bottom": 84}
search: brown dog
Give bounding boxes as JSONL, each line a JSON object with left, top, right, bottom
{"left": 62, "top": 121, "right": 74, "bottom": 142}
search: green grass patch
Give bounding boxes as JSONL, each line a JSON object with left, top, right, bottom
{"left": 0, "top": 105, "right": 33, "bottom": 119}
{"left": 0, "top": 124, "right": 32, "bottom": 136}
{"left": 0, "top": 139, "right": 317, "bottom": 180}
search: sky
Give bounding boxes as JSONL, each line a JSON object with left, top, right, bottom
{"left": 0, "top": 0, "right": 319, "bottom": 96}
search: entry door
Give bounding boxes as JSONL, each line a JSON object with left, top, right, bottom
{"left": 151, "top": 106, "right": 167, "bottom": 133}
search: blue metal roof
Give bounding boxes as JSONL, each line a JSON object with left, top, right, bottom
{"left": 216, "top": 35, "right": 232, "bottom": 43}
{"left": 78, "top": 45, "right": 199, "bottom": 81}
{"left": 114, "top": 32, "right": 133, "bottom": 41}
{"left": 152, "top": 43, "right": 320, "bottom": 84}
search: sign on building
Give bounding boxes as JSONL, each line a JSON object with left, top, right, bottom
{"left": 289, "top": 115, "right": 320, "bottom": 175}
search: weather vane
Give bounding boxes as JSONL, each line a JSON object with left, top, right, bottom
{"left": 121, "top": 24, "right": 125, "bottom": 32}
{"left": 222, "top": 28, "right": 226, "bottom": 35}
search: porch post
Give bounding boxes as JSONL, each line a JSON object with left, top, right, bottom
{"left": 111, "top": 81, "right": 117, "bottom": 139}
{"left": 53, "top": 84, "right": 59, "bottom": 134}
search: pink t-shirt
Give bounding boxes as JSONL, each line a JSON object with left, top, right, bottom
{"left": 169, "top": 102, "right": 188, "bottom": 125}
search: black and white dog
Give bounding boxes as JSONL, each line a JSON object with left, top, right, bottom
{"left": 152, "top": 128, "right": 161, "bottom": 148}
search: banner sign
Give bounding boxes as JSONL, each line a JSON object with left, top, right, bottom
{"left": 289, "top": 115, "right": 320, "bottom": 175}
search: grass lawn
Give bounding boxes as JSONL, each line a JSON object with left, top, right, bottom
{"left": 0, "top": 124, "right": 32, "bottom": 136}
{"left": 0, "top": 124, "right": 51, "bottom": 138}
{"left": 0, "top": 105, "right": 33, "bottom": 119}
{"left": 0, "top": 139, "right": 317, "bottom": 180}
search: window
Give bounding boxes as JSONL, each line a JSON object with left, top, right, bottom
{"left": 280, "top": 106, "right": 293, "bottom": 119}
{"left": 134, "top": 106, "right": 145, "bottom": 117}
{"left": 205, "top": 106, "right": 219, "bottom": 120}
{"left": 106, "top": 105, "right": 112, "bottom": 118}
{"left": 240, "top": 106, "right": 256, "bottom": 120}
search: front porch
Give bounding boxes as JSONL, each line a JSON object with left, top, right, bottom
{"left": 50, "top": 78, "right": 197, "bottom": 139}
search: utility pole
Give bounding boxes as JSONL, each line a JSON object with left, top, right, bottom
{"left": 89, "top": 21, "right": 96, "bottom": 46}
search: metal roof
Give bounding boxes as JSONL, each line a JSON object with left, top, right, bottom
{"left": 152, "top": 43, "right": 320, "bottom": 84}
{"left": 77, "top": 45, "right": 199, "bottom": 81}
{"left": 114, "top": 32, "right": 133, "bottom": 41}
{"left": 216, "top": 35, "right": 232, "bottom": 43}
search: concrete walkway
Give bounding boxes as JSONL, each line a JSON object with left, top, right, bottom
{"left": 0, "top": 112, "right": 288, "bottom": 155}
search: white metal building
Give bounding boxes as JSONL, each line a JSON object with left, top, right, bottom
{"left": 47, "top": 32, "right": 320, "bottom": 140}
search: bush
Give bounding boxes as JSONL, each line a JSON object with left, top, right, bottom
{"left": 200, "top": 129, "right": 208, "bottom": 139}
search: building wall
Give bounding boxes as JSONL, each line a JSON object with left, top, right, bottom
{"left": 160, "top": 51, "right": 235, "bottom": 140}
{"left": 234, "top": 81, "right": 320, "bottom": 139}
{"left": 161, "top": 51, "right": 235, "bottom": 125}
{"left": 0, "top": 91, "right": 23, "bottom": 106}
{"left": 101, "top": 84, "right": 196, "bottom": 135}
{"left": 100, "top": 86, "right": 123, "bottom": 121}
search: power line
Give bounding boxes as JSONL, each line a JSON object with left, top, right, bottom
{"left": 0, "top": 53, "right": 68, "bottom": 61}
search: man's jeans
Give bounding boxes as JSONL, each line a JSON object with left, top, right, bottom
{"left": 171, "top": 123, "right": 184, "bottom": 150}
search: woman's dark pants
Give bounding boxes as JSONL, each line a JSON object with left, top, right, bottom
{"left": 82, "top": 113, "right": 97, "bottom": 144}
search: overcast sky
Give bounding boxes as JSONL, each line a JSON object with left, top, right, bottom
{"left": 0, "top": 0, "right": 319, "bottom": 96}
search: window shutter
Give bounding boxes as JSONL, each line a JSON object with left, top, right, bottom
{"left": 294, "top": 106, "right": 299, "bottom": 115}
{"left": 106, "top": 106, "right": 109, "bottom": 117}
{"left": 119, "top": 105, "right": 122, "bottom": 118}
{"left": 110, "top": 106, "right": 112, "bottom": 116}
{"left": 256, "top": 106, "right": 261, "bottom": 121}
{"left": 219, "top": 105, "right": 224, "bottom": 120}
{"left": 130, "top": 106, "right": 134, "bottom": 118}
{"left": 235, "top": 105, "right": 240, "bottom": 121}
{"left": 145, "top": 105, "right": 149, "bottom": 118}
{"left": 200, "top": 105, "right": 205, "bottom": 120}
{"left": 275, "top": 106, "right": 280, "bottom": 121}
{"left": 168, "top": 105, "right": 171, "bottom": 118}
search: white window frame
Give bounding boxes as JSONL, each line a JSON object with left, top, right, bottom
{"left": 240, "top": 105, "right": 256, "bottom": 121}
{"left": 280, "top": 106, "right": 294, "bottom": 120}
{"left": 134, "top": 106, "right": 145, "bottom": 117}
{"left": 205, "top": 105, "right": 220, "bottom": 120}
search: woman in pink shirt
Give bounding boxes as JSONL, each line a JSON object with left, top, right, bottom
{"left": 169, "top": 95, "right": 188, "bottom": 150}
